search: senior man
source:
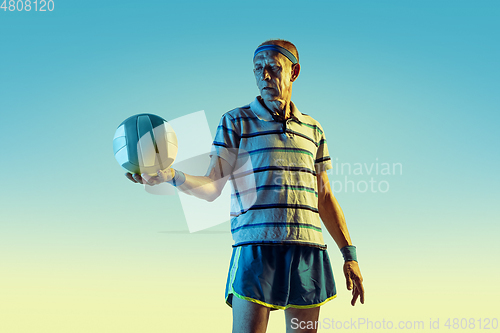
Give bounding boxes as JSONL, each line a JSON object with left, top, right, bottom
{"left": 126, "top": 39, "right": 364, "bottom": 333}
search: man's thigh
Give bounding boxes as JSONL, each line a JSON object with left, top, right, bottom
{"left": 232, "top": 296, "right": 271, "bottom": 333}
{"left": 284, "top": 306, "right": 321, "bottom": 333}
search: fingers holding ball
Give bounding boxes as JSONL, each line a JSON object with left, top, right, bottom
{"left": 125, "top": 171, "right": 167, "bottom": 186}
{"left": 125, "top": 173, "right": 138, "bottom": 183}
{"left": 141, "top": 173, "right": 160, "bottom": 186}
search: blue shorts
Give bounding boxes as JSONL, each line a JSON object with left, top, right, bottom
{"left": 225, "top": 244, "right": 337, "bottom": 310}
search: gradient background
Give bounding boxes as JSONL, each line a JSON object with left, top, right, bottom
{"left": 1, "top": 1, "right": 499, "bottom": 332}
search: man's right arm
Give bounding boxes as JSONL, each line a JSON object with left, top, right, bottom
{"left": 168, "top": 155, "right": 233, "bottom": 202}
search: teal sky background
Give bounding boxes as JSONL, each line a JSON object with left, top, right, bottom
{"left": 1, "top": 1, "right": 499, "bottom": 332}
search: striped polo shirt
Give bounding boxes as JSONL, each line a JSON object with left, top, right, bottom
{"left": 211, "top": 96, "right": 333, "bottom": 248}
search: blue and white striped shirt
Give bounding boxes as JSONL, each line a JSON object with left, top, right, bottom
{"left": 211, "top": 97, "right": 333, "bottom": 248}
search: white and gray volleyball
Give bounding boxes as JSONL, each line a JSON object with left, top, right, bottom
{"left": 113, "top": 114, "right": 178, "bottom": 176}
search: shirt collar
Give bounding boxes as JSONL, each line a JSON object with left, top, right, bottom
{"left": 250, "top": 96, "right": 306, "bottom": 123}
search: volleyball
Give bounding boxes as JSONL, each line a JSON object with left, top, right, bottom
{"left": 113, "top": 114, "right": 178, "bottom": 176}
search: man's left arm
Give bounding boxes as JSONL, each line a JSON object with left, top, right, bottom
{"left": 317, "top": 170, "right": 365, "bottom": 306}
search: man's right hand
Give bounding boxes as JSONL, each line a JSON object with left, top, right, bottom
{"left": 125, "top": 156, "right": 233, "bottom": 201}
{"left": 125, "top": 168, "right": 174, "bottom": 186}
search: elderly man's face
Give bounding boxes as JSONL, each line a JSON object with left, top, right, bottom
{"left": 253, "top": 50, "right": 296, "bottom": 104}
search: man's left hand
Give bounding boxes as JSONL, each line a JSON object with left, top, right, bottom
{"left": 343, "top": 260, "right": 365, "bottom": 306}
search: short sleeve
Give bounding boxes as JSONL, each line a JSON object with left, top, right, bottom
{"left": 210, "top": 113, "right": 240, "bottom": 167}
{"left": 315, "top": 130, "right": 333, "bottom": 174}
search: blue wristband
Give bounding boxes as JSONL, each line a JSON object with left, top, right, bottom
{"left": 340, "top": 245, "right": 358, "bottom": 262}
{"left": 166, "top": 169, "right": 186, "bottom": 187}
